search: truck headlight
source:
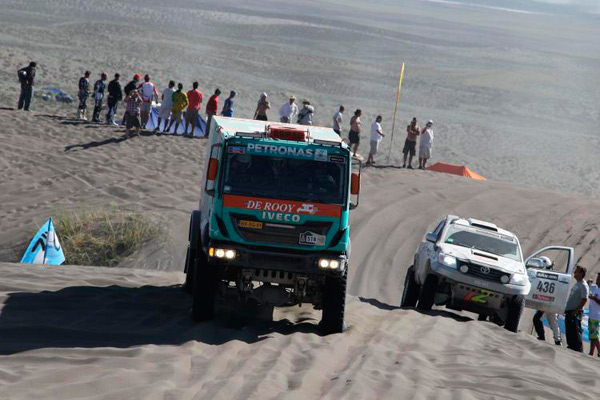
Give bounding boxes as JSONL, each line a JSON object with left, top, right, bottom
{"left": 318, "top": 258, "right": 342, "bottom": 270}
{"left": 209, "top": 247, "right": 236, "bottom": 260}
{"left": 438, "top": 253, "right": 457, "bottom": 269}
{"left": 509, "top": 273, "right": 528, "bottom": 286}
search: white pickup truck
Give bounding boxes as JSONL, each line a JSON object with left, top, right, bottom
{"left": 401, "top": 215, "right": 574, "bottom": 332}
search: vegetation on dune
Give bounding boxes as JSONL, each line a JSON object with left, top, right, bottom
{"left": 54, "top": 207, "right": 164, "bottom": 267}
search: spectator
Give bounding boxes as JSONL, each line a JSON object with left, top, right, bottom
{"left": 531, "top": 256, "right": 562, "bottom": 346}
{"left": 17, "top": 61, "right": 36, "bottom": 111}
{"left": 221, "top": 90, "right": 236, "bottom": 117}
{"left": 297, "top": 100, "right": 315, "bottom": 126}
{"left": 367, "top": 115, "right": 385, "bottom": 165}
{"left": 348, "top": 109, "right": 362, "bottom": 156}
{"left": 106, "top": 73, "right": 122, "bottom": 126}
{"left": 418, "top": 120, "right": 434, "bottom": 170}
{"left": 138, "top": 74, "right": 158, "bottom": 129}
{"left": 124, "top": 89, "right": 142, "bottom": 137}
{"left": 77, "top": 71, "right": 91, "bottom": 120}
{"left": 254, "top": 92, "right": 270, "bottom": 121}
{"left": 167, "top": 83, "right": 188, "bottom": 134}
{"left": 332, "top": 105, "right": 344, "bottom": 135}
{"left": 564, "top": 266, "right": 589, "bottom": 352}
{"left": 402, "top": 117, "right": 420, "bottom": 169}
{"left": 205, "top": 88, "right": 221, "bottom": 138}
{"left": 156, "top": 80, "right": 175, "bottom": 134}
{"left": 186, "top": 82, "right": 203, "bottom": 137}
{"left": 588, "top": 272, "right": 600, "bottom": 356}
{"left": 120, "top": 74, "right": 141, "bottom": 126}
{"left": 91, "top": 72, "right": 107, "bottom": 123}
{"left": 278, "top": 95, "right": 298, "bottom": 123}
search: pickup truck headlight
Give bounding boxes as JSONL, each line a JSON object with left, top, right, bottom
{"left": 509, "top": 273, "right": 528, "bottom": 286}
{"left": 438, "top": 253, "right": 457, "bottom": 269}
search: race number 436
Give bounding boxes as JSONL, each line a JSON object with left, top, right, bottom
{"left": 537, "top": 281, "right": 555, "bottom": 294}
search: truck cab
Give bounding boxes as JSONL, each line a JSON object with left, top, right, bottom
{"left": 184, "top": 117, "right": 360, "bottom": 334}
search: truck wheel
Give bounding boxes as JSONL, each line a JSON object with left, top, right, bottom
{"left": 417, "top": 274, "right": 438, "bottom": 311}
{"left": 192, "top": 249, "right": 218, "bottom": 322}
{"left": 183, "top": 245, "right": 195, "bottom": 294}
{"left": 504, "top": 295, "right": 524, "bottom": 333}
{"left": 401, "top": 266, "right": 420, "bottom": 308}
{"left": 319, "top": 270, "right": 348, "bottom": 334}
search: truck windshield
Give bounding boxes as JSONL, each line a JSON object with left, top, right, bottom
{"left": 443, "top": 225, "right": 522, "bottom": 261}
{"left": 222, "top": 153, "right": 347, "bottom": 204}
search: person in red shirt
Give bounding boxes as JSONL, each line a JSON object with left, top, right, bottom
{"left": 205, "top": 88, "right": 221, "bottom": 138}
{"left": 185, "top": 82, "right": 203, "bottom": 137}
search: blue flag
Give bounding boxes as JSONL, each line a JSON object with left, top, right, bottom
{"left": 20, "top": 218, "right": 66, "bottom": 265}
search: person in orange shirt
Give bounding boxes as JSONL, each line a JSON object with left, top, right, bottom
{"left": 185, "top": 82, "right": 203, "bottom": 137}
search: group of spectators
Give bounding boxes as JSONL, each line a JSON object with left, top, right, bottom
{"left": 16, "top": 63, "right": 435, "bottom": 167}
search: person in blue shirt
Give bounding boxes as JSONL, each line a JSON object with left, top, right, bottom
{"left": 221, "top": 90, "right": 236, "bottom": 117}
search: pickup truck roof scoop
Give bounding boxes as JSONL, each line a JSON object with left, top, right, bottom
{"left": 467, "top": 218, "right": 498, "bottom": 232}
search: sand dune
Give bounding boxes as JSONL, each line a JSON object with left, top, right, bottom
{"left": 2, "top": 110, "right": 600, "bottom": 399}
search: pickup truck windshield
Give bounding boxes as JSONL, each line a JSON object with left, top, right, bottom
{"left": 222, "top": 153, "right": 347, "bottom": 204}
{"left": 444, "top": 225, "right": 521, "bottom": 261}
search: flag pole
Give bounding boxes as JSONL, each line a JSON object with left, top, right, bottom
{"left": 387, "top": 63, "right": 405, "bottom": 164}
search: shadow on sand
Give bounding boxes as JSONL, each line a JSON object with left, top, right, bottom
{"left": 0, "top": 284, "right": 321, "bottom": 355}
{"left": 358, "top": 296, "right": 473, "bottom": 323}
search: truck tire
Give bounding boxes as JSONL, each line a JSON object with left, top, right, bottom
{"left": 192, "top": 249, "right": 218, "bottom": 322}
{"left": 183, "top": 211, "right": 202, "bottom": 294}
{"left": 401, "top": 266, "right": 420, "bottom": 308}
{"left": 504, "top": 295, "right": 524, "bottom": 333}
{"left": 417, "top": 274, "right": 438, "bottom": 311}
{"left": 319, "top": 270, "right": 348, "bottom": 334}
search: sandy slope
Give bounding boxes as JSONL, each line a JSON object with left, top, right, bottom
{"left": 2, "top": 110, "right": 600, "bottom": 398}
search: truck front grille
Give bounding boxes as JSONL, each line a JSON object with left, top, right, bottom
{"left": 459, "top": 261, "right": 509, "bottom": 283}
{"left": 231, "top": 214, "right": 332, "bottom": 246}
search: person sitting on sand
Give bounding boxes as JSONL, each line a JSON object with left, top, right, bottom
{"left": 402, "top": 117, "right": 420, "bottom": 169}
{"left": 124, "top": 89, "right": 142, "bottom": 137}
{"left": 156, "top": 80, "right": 175, "bottom": 134}
{"left": 418, "top": 120, "right": 434, "bottom": 170}
{"left": 254, "top": 93, "right": 270, "bottom": 121}
{"left": 367, "top": 115, "right": 384, "bottom": 165}
{"left": 167, "top": 83, "right": 188, "bottom": 135}
{"left": 185, "top": 82, "right": 203, "bottom": 137}
{"left": 348, "top": 109, "right": 362, "bottom": 156}
{"left": 77, "top": 71, "right": 91, "bottom": 120}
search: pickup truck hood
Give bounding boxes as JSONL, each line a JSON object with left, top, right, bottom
{"left": 439, "top": 243, "right": 525, "bottom": 274}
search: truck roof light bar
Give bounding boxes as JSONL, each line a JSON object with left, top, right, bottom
{"left": 235, "top": 131, "right": 264, "bottom": 139}
{"left": 267, "top": 125, "right": 309, "bottom": 142}
{"left": 312, "top": 139, "right": 342, "bottom": 147}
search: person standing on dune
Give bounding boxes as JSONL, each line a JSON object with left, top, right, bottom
{"left": 120, "top": 74, "right": 140, "bottom": 126}
{"left": 106, "top": 73, "right": 122, "bottom": 126}
{"left": 138, "top": 74, "right": 158, "bottom": 130}
{"left": 587, "top": 273, "right": 600, "bottom": 356}
{"left": 278, "top": 95, "right": 298, "bottom": 123}
{"left": 254, "top": 92, "right": 270, "bottom": 121}
{"left": 564, "top": 266, "right": 589, "bottom": 353}
{"left": 418, "top": 120, "right": 434, "bottom": 170}
{"left": 17, "top": 61, "right": 36, "bottom": 111}
{"left": 124, "top": 89, "right": 142, "bottom": 138}
{"left": 221, "top": 90, "right": 236, "bottom": 118}
{"left": 91, "top": 72, "right": 107, "bottom": 123}
{"left": 156, "top": 80, "right": 175, "bottom": 134}
{"left": 348, "top": 109, "right": 362, "bottom": 156}
{"left": 205, "top": 88, "right": 221, "bottom": 137}
{"left": 77, "top": 71, "right": 91, "bottom": 120}
{"left": 297, "top": 100, "right": 315, "bottom": 126}
{"left": 402, "top": 117, "right": 420, "bottom": 169}
{"left": 185, "top": 82, "right": 203, "bottom": 137}
{"left": 332, "top": 105, "right": 344, "bottom": 135}
{"left": 167, "top": 83, "right": 188, "bottom": 135}
{"left": 367, "top": 115, "right": 384, "bottom": 165}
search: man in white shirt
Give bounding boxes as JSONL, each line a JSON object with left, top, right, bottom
{"left": 278, "top": 96, "right": 298, "bottom": 123}
{"left": 138, "top": 74, "right": 158, "bottom": 130}
{"left": 418, "top": 120, "right": 434, "bottom": 169}
{"left": 367, "top": 115, "right": 384, "bottom": 165}
{"left": 156, "top": 80, "right": 175, "bottom": 133}
{"left": 588, "top": 272, "right": 600, "bottom": 356}
{"left": 332, "top": 105, "right": 344, "bottom": 135}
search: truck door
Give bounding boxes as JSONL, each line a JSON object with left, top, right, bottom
{"left": 524, "top": 246, "right": 574, "bottom": 314}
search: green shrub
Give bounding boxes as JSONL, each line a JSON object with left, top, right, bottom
{"left": 54, "top": 207, "right": 164, "bottom": 266}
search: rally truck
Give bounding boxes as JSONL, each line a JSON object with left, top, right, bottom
{"left": 183, "top": 116, "right": 360, "bottom": 334}
{"left": 401, "top": 216, "right": 534, "bottom": 332}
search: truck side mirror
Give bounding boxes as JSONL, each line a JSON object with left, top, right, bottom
{"left": 350, "top": 172, "right": 360, "bottom": 195}
{"left": 426, "top": 233, "right": 437, "bottom": 243}
{"left": 526, "top": 258, "right": 544, "bottom": 269}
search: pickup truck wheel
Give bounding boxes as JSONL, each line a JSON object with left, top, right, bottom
{"left": 504, "top": 295, "right": 524, "bottom": 333}
{"left": 319, "top": 270, "right": 348, "bottom": 334}
{"left": 192, "top": 249, "right": 217, "bottom": 322}
{"left": 183, "top": 245, "right": 195, "bottom": 294}
{"left": 417, "top": 274, "right": 438, "bottom": 311}
{"left": 401, "top": 266, "right": 420, "bottom": 308}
